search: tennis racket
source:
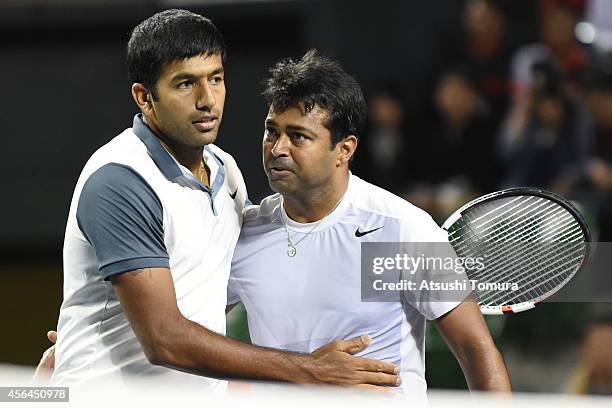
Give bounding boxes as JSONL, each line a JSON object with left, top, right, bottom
{"left": 441, "top": 187, "right": 591, "bottom": 315}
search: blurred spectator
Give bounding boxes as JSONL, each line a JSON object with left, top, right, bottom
{"left": 502, "top": 1, "right": 586, "bottom": 145}
{"left": 357, "top": 88, "right": 412, "bottom": 192}
{"left": 461, "top": 0, "right": 512, "bottom": 123}
{"left": 583, "top": 68, "right": 612, "bottom": 240}
{"left": 585, "top": 70, "right": 612, "bottom": 179}
{"left": 409, "top": 69, "right": 500, "bottom": 218}
{"left": 526, "top": 1, "right": 586, "bottom": 87}
{"left": 499, "top": 61, "right": 592, "bottom": 193}
{"left": 540, "top": 1, "right": 586, "bottom": 84}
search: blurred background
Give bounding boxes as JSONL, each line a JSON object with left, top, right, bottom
{"left": 1, "top": 0, "right": 611, "bottom": 396}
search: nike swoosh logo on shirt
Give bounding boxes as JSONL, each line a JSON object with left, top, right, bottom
{"left": 355, "top": 226, "right": 383, "bottom": 237}
{"left": 229, "top": 189, "right": 238, "bottom": 199}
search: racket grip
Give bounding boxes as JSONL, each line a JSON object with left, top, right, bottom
{"left": 513, "top": 303, "right": 536, "bottom": 313}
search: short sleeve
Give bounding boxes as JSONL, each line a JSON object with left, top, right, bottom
{"left": 400, "top": 212, "right": 471, "bottom": 320}
{"left": 77, "top": 163, "right": 169, "bottom": 280}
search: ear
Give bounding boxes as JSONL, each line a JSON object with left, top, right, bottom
{"left": 131, "top": 83, "right": 154, "bottom": 115}
{"left": 336, "top": 135, "right": 358, "bottom": 167}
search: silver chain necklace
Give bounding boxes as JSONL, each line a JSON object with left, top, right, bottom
{"left": 283, "top": 194, "right": 345, "bottom": 257}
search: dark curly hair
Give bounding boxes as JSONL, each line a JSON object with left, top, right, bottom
{"left": 127, "top": 9, "right": 226, "bottom": 99}
{"left": 262, "top": 50, "right": 366, "bottom": 148}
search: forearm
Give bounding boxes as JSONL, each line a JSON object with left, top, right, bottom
{"left": 433, "top": 302, "right": 511, "bottom": 392}
{"left": 113, "top": 269, "right": 399, "bottom": 386}
{"left": 148, "top": 316, "right": 314, "bottom": 383}
{"left": 454, "top": 340, "right": 511, "bottom": 392}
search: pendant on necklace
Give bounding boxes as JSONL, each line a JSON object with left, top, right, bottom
{"left": 287, "top": 245, "right": 297, "bottom": 257}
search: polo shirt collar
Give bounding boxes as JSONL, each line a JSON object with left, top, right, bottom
{"left": 131, "top": 114, "right": 225, "bottom": 194}
{"left": 132, "top": 114, "right": 183, "bottom": 182}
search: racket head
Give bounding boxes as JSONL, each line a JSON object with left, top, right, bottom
{"left": 442, "top": 187, "right": 591, "bottom": 315}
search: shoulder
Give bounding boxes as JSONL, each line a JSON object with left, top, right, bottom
{"left": 89, "top": 129, "right": 148, "bottom": 164}
{"left": 348, "top": 174, "right": 446, "bottom": 241}
{"left": 78, "top": 128, "right": 160, "bottom": 202}
{"left": 77, "top": 129, "right": 152, "bottom": 186}
{"left": 78, "top": 163, "right": 162, "bottom": 218}
{"left": 75, "top": 162, "right": 167, "bottom": 278}
{"left": 349, "top": 174, "right": 434, "bottom": 224}
{"left": 81, "top": 163, "right": 158, "bottom": 197}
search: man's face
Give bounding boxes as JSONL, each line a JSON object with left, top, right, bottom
{"left": 146, "top": 52, "right": 225, "bottom": 148}
{"left": 263, "top": 104, "right": 340, "bottom": 197}
{"left": 435, "top": 74, "right": 478, "bottom": 124}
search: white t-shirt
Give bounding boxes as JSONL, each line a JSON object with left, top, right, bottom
{"left": 228, "top": 174, "right": 465, "bottom": 400}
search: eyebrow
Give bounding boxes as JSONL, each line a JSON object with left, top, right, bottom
{"left": 286, "top": 125, "right": 312, "bottom": 133}
{"left": 209, "top": 67, "right": 225, "bottom": 76}
{"left": 170, "top": 68, "right": 225, "bottom": 83}
{"left": 171, "top": 73, "right": 197, "bottom": 83}
{"left": 265, "top": 120, "right": 315, "bottom": 135}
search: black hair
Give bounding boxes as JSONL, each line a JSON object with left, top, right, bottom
{"left": 262, "top": 49, "right": 366, "bottom": 148}
{"left": 127, "top": 9, "right": 226, "bottom": 99}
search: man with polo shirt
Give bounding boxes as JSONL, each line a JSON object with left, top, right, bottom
{"left": 50, "top": 10, "right": 400, "bottom": 388}
{"left": 227, "top": 51, "right": 511, "bottom": 401}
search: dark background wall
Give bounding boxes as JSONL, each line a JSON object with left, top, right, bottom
{"left": 0, "top": 1, "right": 308, "bottom": 260}
{"left": 0, "top": 1, "right": 543, "bottom": 383}
{"left": 0, "top": 0, "right": 538, "bottom": 260}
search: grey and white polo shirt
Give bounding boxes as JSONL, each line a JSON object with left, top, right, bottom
{"left": 52, "top": 115, "right": 247, "bottom": 388}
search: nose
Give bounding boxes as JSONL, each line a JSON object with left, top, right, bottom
{"left": 271, "top": 134, "right": 290, "bottom": 157}
{"left": 196, "top": 82, "right": 215, "bottom": 111}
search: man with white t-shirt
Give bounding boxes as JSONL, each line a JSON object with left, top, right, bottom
{"left": 227, "top": 50, "right": 511, "bottom": 399}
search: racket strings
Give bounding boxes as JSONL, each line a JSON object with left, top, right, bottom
{"left": 451, "top": 197, "right": 581, "bottom": 250}
{"left": 448, "top": 195, "right": 587, "bottom": 307}
{"left": 448, "top": 195, "right": 539, "bottom": 241}
{"left": 451, "top": 197, "right": 576, "bottom": 250}
{"left": 468, "top": 243, "right": 583, "bottom": 306}
{"left": 473, "top": 220, "right": 582, "bottom": 280}
{"left": 450, "top": 196, "right": 544, "bottom": 239}
{"left": 472, "top": 239, "right": 575, "bottom": 285}
{"left": 479, "top": 244, "right": 584, "bottom": 305}
{"left": 450, "top": 197, "right": 560, "bottom": 250}
{"left": 449, "top": 199, "right": 551, "bottom": 258}
{"left": 500, "top": 253, "right": 584, "bottom": 304}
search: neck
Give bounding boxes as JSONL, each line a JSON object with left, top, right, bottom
{"left": 159, "top": 139, "right": 205, "bottom": 175}
{"left": 143, "top": 115, "right": 204, "bottom": 173}
{"left": 283, "top": 173, "right": 349, "bottom": 223}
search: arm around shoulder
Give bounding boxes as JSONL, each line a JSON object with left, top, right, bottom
{"left": 111, "top": 267, "right": 400, "bottom": 386}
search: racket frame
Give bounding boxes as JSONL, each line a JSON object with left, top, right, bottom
{"left": 442, "top": 187, "right": 591, "bottom": 314}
